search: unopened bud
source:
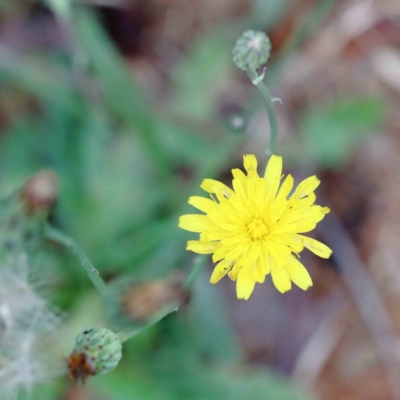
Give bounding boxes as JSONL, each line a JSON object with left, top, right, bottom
{"left": 20, "top": 170, "right": 58, "bottom": 214}
{"left": 68, "top": 327, "right": 122, "bottom": 382}
{"left": 232, "top": 30, "right": 271, "bottom": 71}
{"left": 0, "top": 170, "right": 58, "bottom": 258}
{"left": 105, "top": 276, "right": 188, "bottom": 328}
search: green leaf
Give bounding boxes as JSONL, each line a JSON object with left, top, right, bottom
{"left": 189, "top": 268, "right": 241, "bottom": 361}
{"left": 251, "top": 0, "right": 289, "bottom": 28}
{"left": 300, "top": 97, "right": 386, "bottom": 168}
{"left": 0, "top": 53, "right": 79, "bottom": 115}
{"left": 171, "top": 30, "right": 234, "bottom": 120}
{"left": 72, "top": 9, "right": 171, "bottom": 173}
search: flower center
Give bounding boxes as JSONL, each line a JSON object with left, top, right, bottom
{"left": 247, "top": 218, "right": 269, "bottom": 240}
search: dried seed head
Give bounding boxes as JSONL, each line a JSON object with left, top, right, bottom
{"left": 68, "top": 327, "right": 122, "bottom": 382}
{"left": 0, "top": 256, "right": 63, "bottom": 398}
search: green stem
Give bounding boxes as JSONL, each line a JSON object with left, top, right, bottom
{"left": 117, "top": 301, "right": 179, "bottom": 343}
{"left": 44, "top": 225, "right": 108, "bottom": 297}
{"left": 246, "top": 68, "right": 278, "bottom": 156}
{"left": 182, "top": 254, "right": 208, "bottom": 290}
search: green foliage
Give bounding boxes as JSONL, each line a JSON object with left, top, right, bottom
{"left": 300, "top": 97, "right": 385, "bottom": 167}
{"left": 89, "top": 316, "right": 306, "bottom": 400}
{"left": 251, "top": 0, "right": 289, "bottom": 28}
{"left": 171, "top": 30, "right": 234, "bottom": 120}
{"left": 0, "top": 1, "right": 347, "bottom": 398}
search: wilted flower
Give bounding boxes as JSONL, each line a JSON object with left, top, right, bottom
{"left": 179, "top": 155, "right": 332, "bottom": 300}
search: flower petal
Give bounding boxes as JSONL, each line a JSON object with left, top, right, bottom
{"left": 264, "top": 155, "right": 282, "bottom": 211}
{"left": 210, "top": 259, "right": 233, "bottom": 284}
{"left": 188, "top": 196, "right": 217, "bottom": 213}
{"left": 212, "top": 239, "right": 250, "bottom": 263}
{"left": 236, "top": 266, "right": 256, "bottom": 300}
{"left": 178, "top": 214, "right": 215, "bottom": 232}
{"left": 243, "top": 154, "right": 259, "bottom": 178}
{"left": 284, "top": 257, "right": 313, "bottom": 290}
{"left": 296, "top": 235, "right": 333, "bottom": 259}
{"left": 275, "top": 234, "right": 304, "bottom": 253}
{"left": 200, "top": 179, "right": 233, "bottom": 198}
{"left": 271, "top": 268, "right": 291, "bottom": 293}
{"left": 186, "top": 240, "right": 221, "bottom": 254}
{"left": 291, "top": 176, "right": 320, "bottom": 199}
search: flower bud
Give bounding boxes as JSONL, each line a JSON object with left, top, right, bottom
{"left": 104, "top": 276, "right": 188, "bottom": 329}
{"left": 68, "top": 327, "right": 122, "bottom": 382}
{"left": 232, "top": 30, "right": 271, "bottom": 71}
{"left": 0, "top": 170, "right": 59, "bottom": 259}
{"left": 20, "top": 170, "right": 58, "bottom": 214}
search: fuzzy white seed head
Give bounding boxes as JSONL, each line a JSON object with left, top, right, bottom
{"left": 0, "top": 254, "right": 63, "bottom": 399}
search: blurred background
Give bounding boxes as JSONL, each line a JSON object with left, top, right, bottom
{"left": 0, "top": 0, "right": 400, "bottom": 399}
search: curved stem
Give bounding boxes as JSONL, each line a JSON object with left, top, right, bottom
{"left": 246, "top": 68, "right": 278, "bottom": 156}
{"left": 44, "top": 225, "right": 108, "bottom": 297}
{"left": 117, "top": 301, "right": 179, "bottom": 343}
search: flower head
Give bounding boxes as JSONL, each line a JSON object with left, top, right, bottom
{"left": 68, "top": 327, "right": 122, "bottom": 382}
{"left": 232, "top": 30, "right": 271, "bottom": 71}
{"left": 178, "top": 155, "right": 332, "bottom": 300}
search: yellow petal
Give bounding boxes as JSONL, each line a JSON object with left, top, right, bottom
{"left": 264, "top": 155, "right": 282, "bottom": 211}
{"left": 248, "top": 242, "right": 264, "bottom": 283}
{"left": 212, "top": 239, "right": 250, "bottom": 263}
{"left": 188, "top": 196, "right": 216, "bottom": 213}
{"left": 268, "top": 175, "right": 293, "bottom": 222}
{"left": 201, "top": 231, "right": 238, "bottom": 242}
{"left": 296, "top": 235, "right": 332, "bottom": 259}
{"left": 221, "top": 235, "right": 249, "bottom": 247}
{"left": 292, "top": 176, "right": 320, "bottom": 199}
{"left": 236, "top": 266, "right": 256, "bottom": 300}
{"left": 228, "top": 263, "right": 241, "bottom": 280}
{"left": 186, "top": 240, "right": 220, "bottom": 254}
{"left": 178, "top": 214, "right": 215, "bottom": 232}
{"left": 275, "top": 234, "right": 304, "bottom": 253}
{"left": 277, "top": 174, "right": 294, "bottom": 200}
{"left": 200, "top": 179, "right": 233, "bottom": 198}
{"left": 254, "top": 263, "right": 265, "bottom": 283}
{"left": 271, "top": 219, "right": 317, "bottom": 234}
{"left": 232, "top": 176, "right": 247, "bottom": 203}
{"left": 232, "top": 168, "right": 247, "bottom": 183}
{"left": 208, "top": 214, "right": 247, "bottom": 234}
{"left": 284, "top": 257, "right": 313, "bottom": 290}
{"left": 243, "top": 154, "right": 259, "bottom": 178}
{"left": 210, "top": 259, "right": 233, "bottom": 284}
{"left": 267, "top": 240, "right": 288, "bottom": 267}
{"left": 259, "top": 255, "right": 269, "bottom": 275}
{"left": 271, "top": 267, "right": 292, "bottom": 293}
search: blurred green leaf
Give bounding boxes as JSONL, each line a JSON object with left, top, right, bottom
{"left": 300, "top": 97, "right": 385, "bottom": 168}
{"left": 0, "top": 52, "right": 79, "bottom": 114}
{"left": 171, "top": 30, "right": 233, "bottom": 120}
{"left": 73, "top": 9, "right": 171, "bottom": 173}
{"left": 189, "top": 268, "right": 240, "bottom": 361}
{"left": 251, "top": 0, "right": 289, "bottom": 28}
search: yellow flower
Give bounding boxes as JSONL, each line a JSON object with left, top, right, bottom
{"left": 178, "top": 155, "right": 332, "bottom": 300}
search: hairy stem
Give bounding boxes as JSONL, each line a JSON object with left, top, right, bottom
{"left": 246, "top": 68, "right": 279, "bottom": 156}
{"left": 45, "top": 225, "right": 108, "bottom": 296}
